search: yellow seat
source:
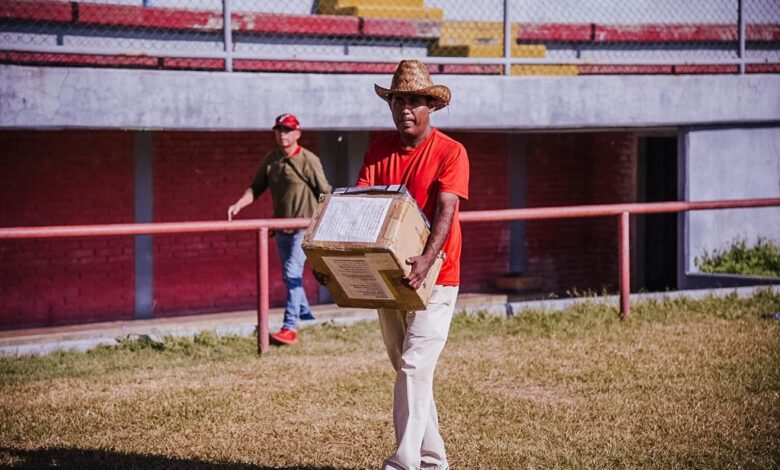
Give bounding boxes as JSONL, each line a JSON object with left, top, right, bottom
{"left": 511, "top": 65, "right": 579, "bottom": 75}
{"left": 318, "top": 0, "right": 442, "bottom": 21}
{"left": 430, "top": 22, "right": 537, "bottom": 57}
{"left": 429, "top": 21, "right": 578, "bottom": 75}
{"left": 318, "top": 0, "right": 424, "bottom": 14}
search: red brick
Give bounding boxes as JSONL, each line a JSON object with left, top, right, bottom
{"left": 525, "top": 132, "right": 637, "bottom": 293}
{"left": 0, "top": 131, "right": 134, "bottom": 329}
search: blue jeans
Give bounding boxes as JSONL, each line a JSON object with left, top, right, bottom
{"left": 275, "top": 230, "right": 313, "bottom": 331}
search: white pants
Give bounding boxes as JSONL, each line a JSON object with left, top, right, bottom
{"left": 378, "top": 285, "right": 459, "bottom": 470}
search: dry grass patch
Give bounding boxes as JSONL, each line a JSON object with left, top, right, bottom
{"left": 1, "top": 290, "right": 779, "bottom": 469}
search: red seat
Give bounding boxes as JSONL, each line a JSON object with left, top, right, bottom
{"left": 0, "top": 0, "right": 71, "bottom": 23}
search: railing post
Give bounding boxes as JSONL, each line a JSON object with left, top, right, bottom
{"left": 503, "top": 0, "right": 511, "bottom": 76}
{"left": 257, "top": 227, "right": 270, "bottom": 354}
{"left": 737, "top": 0, "right": 746, "bottom": 74}
{"left": 222, "top": 0, "right": 234, "bottom": 72}
{"left": 618, "top": 211, "right": 630, "bottom": 318}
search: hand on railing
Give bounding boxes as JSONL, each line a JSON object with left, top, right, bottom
{"left": 227, "top": 204, "right": 241, "bottom": 221}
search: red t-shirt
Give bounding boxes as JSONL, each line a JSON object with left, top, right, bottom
{"left": 356, "top": 128, "right": 470, "bottom": 285}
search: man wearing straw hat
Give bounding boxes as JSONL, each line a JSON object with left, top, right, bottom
{"left": 358, "top": 59, "right": 470, "bottom": 470}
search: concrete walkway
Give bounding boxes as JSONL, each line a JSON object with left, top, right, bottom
{"left": 1, "top": 286, "right": 776, "bottom": 357}
{"left": 0, "top": 293, "right": 508, "bottom": 356}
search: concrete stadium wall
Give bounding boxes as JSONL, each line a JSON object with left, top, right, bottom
{"left": 680, "top": 125, "right": 780, "bottom": 277}
{"left": 2, "top": 65, "right": 779, "bottom": 132}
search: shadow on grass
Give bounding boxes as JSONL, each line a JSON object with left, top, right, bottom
{"left": 0, "top": 447, "right": 346, "bottom": 470}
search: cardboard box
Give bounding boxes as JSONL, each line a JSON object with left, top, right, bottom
{"left": 302, "top": 185, "right": 443, "bottom": 310}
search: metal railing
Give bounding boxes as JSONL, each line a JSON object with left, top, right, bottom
{"left": 1, "top": 197, "right": 779, "bottom": 353}
{"left": 0, "top": 0, "right": 777, "bottom": 74}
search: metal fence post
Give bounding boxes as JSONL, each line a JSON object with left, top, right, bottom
{"left": 503, "top": 0, "right": 512, "bottom": 76}
{"left": 738, "top": 0, "right": 746, "bottom": 74}
{"left": 618, "top": 212, "right": 631, "bottom": 318}
{"left": 257, "top": 227, "right": 270, "bottom": 354}
{"left": 222, "top": 0, "right": 234, "bottom": 72}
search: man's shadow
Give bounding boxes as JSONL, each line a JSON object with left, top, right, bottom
{"left": 0, "top": 447, "right": 346, "bottom": 470}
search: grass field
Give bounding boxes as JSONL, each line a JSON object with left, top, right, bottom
{"left": 1, "top": 290, "right": 779, "bottom": 469}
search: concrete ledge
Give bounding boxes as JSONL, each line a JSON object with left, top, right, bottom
{"left": 506, "top": 283, "right": 779, "bottom": 315}
{"left": 681, "top": 272, "right": 780, "bottom": 290}
{"left": 2, "top": 65, "right": 779, "bottom": 131}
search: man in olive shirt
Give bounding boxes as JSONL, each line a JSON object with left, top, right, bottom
{"left": 227, "top": 114, "right": 331, "bottom": 345}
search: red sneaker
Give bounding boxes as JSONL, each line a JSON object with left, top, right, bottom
{"left": 270, "top": 328, "right": 298, "bottom": 346}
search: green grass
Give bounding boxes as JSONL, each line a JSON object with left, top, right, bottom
{"left": 1, "top": 290, "right": 779, "bottom": 469}
{"left": 696, "top": 237, "right": 780, "bottom": 277}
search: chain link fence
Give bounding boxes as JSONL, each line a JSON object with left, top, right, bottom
{"left": 0, "top": 0, "right": 777, "bottom": 74}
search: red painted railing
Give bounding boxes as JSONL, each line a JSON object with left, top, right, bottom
{"left": 1, "top": 198, "right": 778, "bottom": 353}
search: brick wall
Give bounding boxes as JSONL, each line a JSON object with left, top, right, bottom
{"left": 0, "top": 131, "right": 135, "bottom": 329}
{"left": 451, "top": 132, "right": 511, "bottom": 291}
{"left": 152, "top": 131, "right": 321, "bottom": 316}
{"left": 455, "top": 131, "right": 637, "bottom": 295}
{"left": 0, "top": 128, "right": 636, "bottom": 329}
{"left": 525, "top": 132, "right": 637, "bottom": 293}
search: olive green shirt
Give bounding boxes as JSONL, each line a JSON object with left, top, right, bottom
{"left": 250, "top": 147, "right": 332, "bottom": 219}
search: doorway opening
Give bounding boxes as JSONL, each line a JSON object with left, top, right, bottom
{"left": 637, "top": 136, "right": 678, "bottom": 291}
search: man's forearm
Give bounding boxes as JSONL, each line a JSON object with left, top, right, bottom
{"left": 228, "top": 188, "right": 256, "bottom": 220}
{"left": 402, "top": 192, "right": 459, "bottom": 289}
{"left": 423, "top": 197, "right": 456, "bottom": 261}
{"left": 236, "top": 188, "right": 255, "bottom": 210}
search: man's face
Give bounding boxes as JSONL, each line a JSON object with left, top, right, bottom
{"left": 274, "top": 127, "right": 301, "bottom": 148}
{"left": 389, "top": 93, "right": 433, "bottom": 138}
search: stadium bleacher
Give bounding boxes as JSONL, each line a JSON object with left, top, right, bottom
{"left": 0, "top": 0, "right": 778, "bottom": 75}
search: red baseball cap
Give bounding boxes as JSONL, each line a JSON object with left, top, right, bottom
{"left": 273, "top": 113, "right": 301, "bottom": 131}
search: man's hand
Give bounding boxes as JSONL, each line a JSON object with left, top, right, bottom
{"left": 312, "top": 270, "right": 330, "bottom": 286}
{"left": 404, "top": 252, "right": 436, "bottom": 290}
{"left": 227, "top": 203, "right": 241, "bottom": 221}
{"left": 402, "top": 191, "right": 459, "bottom": 291}
{"left": 228, "top": 188, "right": 255, "bottom": 221}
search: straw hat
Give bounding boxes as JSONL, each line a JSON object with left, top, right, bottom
{"left": 375, "top": 60, "right": 451, "bottom": 111}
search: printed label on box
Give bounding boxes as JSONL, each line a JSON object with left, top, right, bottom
{"left": 322, "top": 256, "right": 395, "bottom": 300}
{"left": 313, "top": 197, "right": 392, "bottom": 243}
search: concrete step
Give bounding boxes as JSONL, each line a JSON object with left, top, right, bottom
{"left": 437, "top": 21, "right": 511, "bottom": 43}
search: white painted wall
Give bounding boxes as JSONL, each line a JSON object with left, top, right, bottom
{"left": 683, "top": 126, "right": 780, "bottom": 273}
